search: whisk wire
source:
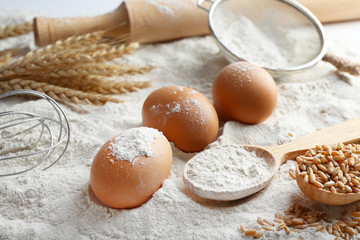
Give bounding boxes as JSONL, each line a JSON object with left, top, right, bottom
{"left": 0, "top": 89, "right": 70, "bottom": 176}
{"left": 0, "top": 112, "right": 44, "bottom": 138}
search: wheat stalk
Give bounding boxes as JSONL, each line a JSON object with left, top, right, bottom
{"left": 39, "top": 31, "right": 105, "bottom": 53}
{"left": 29, "top": 75, "right": 151, "bottom": 94}
{"left": 0, "top": 22, "right": 33, "bottom": 39}
{"left": 0, "top": 28, "right": 151, "bottom": 105}
{"left": 0, "top": 43, "right": 141, "bottom": 80}
{"left": 0, "top": 79, "right": 123, "bottom": 105}
{"left": 40, "top": 64, "right": 153, "bottom": 79}
{"left": 83, "top": 79, "right": 152, "bottom": 94}
{"left": 0, "top": 53, "right": 95, "bottom": 79}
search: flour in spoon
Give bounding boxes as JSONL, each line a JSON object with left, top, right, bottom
{"left": 186, "top": 145, "right": 271, "bottom": 192}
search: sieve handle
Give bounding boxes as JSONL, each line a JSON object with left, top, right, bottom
{"left": 197, "top": 0, "right": 214, "bottom": 12}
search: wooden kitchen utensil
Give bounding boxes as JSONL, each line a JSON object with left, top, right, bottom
{"left": 298, "top": 0, "right": 360, "bottom": 23}
{"left": 33, "top": 0, "right": 360, "bottom": 47}
{"left": 33, "top": 0, "right": 209, "bottom": 46}
{"left": 183, "top": 118, "right": 360, "bottom": 203}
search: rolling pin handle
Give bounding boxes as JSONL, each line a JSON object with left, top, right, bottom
{"left": 197, "top": 0, "right": 214, "bottom": 12}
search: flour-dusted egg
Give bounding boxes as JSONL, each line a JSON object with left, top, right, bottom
{"left": 212, "top": 62, "right": 277, "bottom": 124}
{"left": 142, "top": 86, "right": 219, "bottom": 152}
{"left": 90, "top": 127, "right": 172, "bottom": 209}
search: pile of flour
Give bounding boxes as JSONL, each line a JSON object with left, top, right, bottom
{"left": 185, "top": 145, "right": 271, "bottom": 193}
{"left": 1, "top": 9, "right": 360, "bottom": 240}
{"left": 109, "top": 127, "right": 161, "bottom": 164}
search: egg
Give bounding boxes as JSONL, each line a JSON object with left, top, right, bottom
{"left": 90, "top": 127, "right": 172, "bottom": 209}
{"left": 142, "top": 86, "right": 219, "bottom": 152}
{"left": 212, "top": 62, "right": 277, "bottom": 124}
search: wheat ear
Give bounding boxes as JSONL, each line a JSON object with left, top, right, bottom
{"left": 36, "top": 64, "right": 154, "bottom": 79}
{"left": 0, "top": 79, "right": 123, "bottom": 105}
{"left": 0, "top": 52, "right": 12, "bottom": 67}
{"left": 0, "top": 52, "right": 95, "bottom": 80}
{"left": 0, "top": 47, "right": 24, "bottom": 66}
{"left": 79, "top": 79, "right": 152, "bottom": 94}
{"left": 85, "top": 80, "right": 152, "bottom": 94}
{"left": 29, "top": 75, "right": 151, "bottom": 94}
{"left": 89, "top": 42, "right": 140, "bottom": 61}
{"left": 0, "top": 43, "right": 141, "bottom": 80}
{"left": 0, "top": 22, "right": 33, "bottom": 39}
{"left": 39, "top": 31, "right": 105, "bottom": 53}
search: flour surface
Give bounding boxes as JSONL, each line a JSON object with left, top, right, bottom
{"left": 186, "top": 145, "right": 271, "bottom": 192}
{"left": 1, "top": 9, "right": 360, "bottom": 240}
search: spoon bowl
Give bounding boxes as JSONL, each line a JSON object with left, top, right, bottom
{"left": 183, "top": 118, "right": 360, "bottom": 202}
{"left": 183, "top": 146, "right": 276, "bottom": 201}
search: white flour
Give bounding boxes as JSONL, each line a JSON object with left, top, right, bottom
{"left": 1, "top": 9, "right": 360, "bottom": 240}
{"left": 217, "top": 15, "right": 321, "bottom": 69}
{"left": 186, "top": 145, "right": 271, "bottom": 192}
{"left": 108, "top": 127, "right": 161, "bottom": 164}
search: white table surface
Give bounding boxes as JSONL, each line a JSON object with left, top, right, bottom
{"left": 0, "top": 0, "right": 359, "bottom": 51}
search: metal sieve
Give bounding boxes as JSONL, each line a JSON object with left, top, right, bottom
{"left": 198, "top": 0, "right": 328, "bottom": 75}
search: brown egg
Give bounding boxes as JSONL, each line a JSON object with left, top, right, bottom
{"left": 90, "top": 127, "right": 172, "bottom": 209}
{"left": 142, "top": 86, "right": 219, "bottom": 152}
{"left": 212, "top": 62, "right": 277, "bottom": 124}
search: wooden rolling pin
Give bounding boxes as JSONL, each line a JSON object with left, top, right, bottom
{"left": 298, "top": 0, "right": 360, "bottom": 23}
{"left": 33, "top": 0, "right": 360, "bottom": 47}
{"left": 33, "top": 0, "right": 209, "bottom": 46}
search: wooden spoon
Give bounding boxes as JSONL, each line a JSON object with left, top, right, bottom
{"left": 183, "top": 118, "right": 360, "bottom": 201}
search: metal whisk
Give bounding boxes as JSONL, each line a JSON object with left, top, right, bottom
{"left": 0, "top": 90, "right": 70, "bottom": 177}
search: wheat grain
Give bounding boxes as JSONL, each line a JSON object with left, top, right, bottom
{"left": 297, "top": 143, "right": 360, "bottom": 194}
{"left": 326, "top": 224, "right": 333, "bottom": 234}
{"left": 253, "top": 230, "right": 265, "bottom": 239}
{"left": 263, "top": 219, "right": 274, "bottom": 226}
{"left": 274, "top": 218, "right": 283, "bottom": 224}
{"left": 244, "top": 229, "right": 257, "bottom": 236}
{"left": 261, "top": 225, "right": 274, "bottom": 231}
{"left": 288, "top": 170, "right": 296, "bottom": 180}
{"left": 0, "top": 22, "right": 33, "bottom": 39}
{"left": 277, "top": 223, "right": 286, "bottom": 229}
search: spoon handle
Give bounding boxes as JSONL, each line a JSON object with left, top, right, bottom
{"left": 269, "top": 118, "right": 360, "bottom": 164}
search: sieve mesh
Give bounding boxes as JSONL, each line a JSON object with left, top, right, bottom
{"left": 208, "top": 0, "right": 326, "bottom": 72}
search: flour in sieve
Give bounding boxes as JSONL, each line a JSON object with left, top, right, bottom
{"left": 108, "top": 127, "right": 161, "bottom": 165}
{"left": 186, "top": 145, "right": 271, "bottom": 192}
{"left": 218, "top": 15, "right": 320, "bottom": 69}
